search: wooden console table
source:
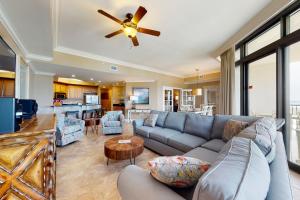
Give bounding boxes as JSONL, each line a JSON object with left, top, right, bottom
{"left": 0, "top": 114, "right": 56, "bottom": 200}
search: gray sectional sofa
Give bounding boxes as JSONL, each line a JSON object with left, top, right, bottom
{"left": 118, "top": 111, "right": 292, "bottom": 200}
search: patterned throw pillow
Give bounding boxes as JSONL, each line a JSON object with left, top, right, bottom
{"left": 223, "top": 120, "right": 249, "bottom": 142}
{"left": 144, "top": 114, "right": 159, "bottom": 127}
{"left": 148, "top": 156, "right": 210, "bottom": 188}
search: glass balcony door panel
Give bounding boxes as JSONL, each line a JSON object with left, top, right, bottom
{"left": 288, "top": 9, "right": 300, "bottom": 34}
{"left": 246, "top": 23, "right": 280, "bottom": 55}
{"left": 287, "top": 42, "right": 300, "bottom": 166}
{"left": 248, "top": 54, "right": 277, "bottom": 117}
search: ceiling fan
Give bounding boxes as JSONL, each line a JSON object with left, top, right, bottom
{"left": 98, "top": 6, "right": 160, "bottom": 46}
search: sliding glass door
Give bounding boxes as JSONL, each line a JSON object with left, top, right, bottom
{"left": 248, "top": 54, "right": 277, "bottom": 117}
{"left": 286, "top": 42, "right": 300, "bottom": 167}
{"left": 234, "top": 0, "right": 300, "bottom": 172}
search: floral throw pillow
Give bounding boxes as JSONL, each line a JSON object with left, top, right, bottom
{"left": 223, "top": 119, "right": 249, "bottom": 142}
{"left": 148, "top": 156, "right": 210, "bottom": 188}
{"left": 144, "top": 114, "right": 159, "bottom": 127}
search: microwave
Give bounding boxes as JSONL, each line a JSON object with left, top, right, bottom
{"left": 54, "top": 92, "right": 67, "bottom": 100}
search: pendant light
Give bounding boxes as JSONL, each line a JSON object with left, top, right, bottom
{"left": 196, "top": 69, "right": 202, "bottom": 96}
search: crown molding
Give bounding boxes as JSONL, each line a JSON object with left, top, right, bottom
{"left": 183, "top": 69, "right": 221, "bottom": 78}
{"left": 51, "top": 0, "right": 59, "bottom": 49}
{"left": 125, "top": 80, "right": 156, "bottom": 83}
{"left": 55, "top": 46, "right": 184, "bottom": 78}
{"left": 0, "top": 3, "right": 28, "bottom": 56}
{"left": 26, "top": 54, "right": 53, "bottom": 62}
{"left": 0, "top": 3, "right": 54, "bottom": 63}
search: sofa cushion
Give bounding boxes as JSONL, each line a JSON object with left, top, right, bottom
{"left": 201, "top": 139, "right": 225, "bottom": 152}
{"left": 148, "top": 156, "right": 210, "bottom": 188}
{"left": 149, "top": 128, "right": 181, "bottom": 144}
{"left": 184, "top": 147, "right": 219, "bottom": 164}
{"left": 183, "top": 113, "right": 214, "bottom": 140}
{"left": 211, "top": 115, "right": 258, "bottom": 139}
{"left": 151, "top": 110, "right": 169, "bottom": 127}
{"left": 136, "top": 126, "right": 162, "bottom": 138}
{"left": 267, "top": 132, "right": 293, "bottom": 200}
{"left": 222, "top": 119, "right": 249, "bottom": 142}
{"left": 193, "top": 137, "right": 270, "bottom": 200}
{"left": 167, "top": 134, "right": 207, "bottom": 153}
{"left": 238, "top": 117, "right": 277, "bottom": 163}
{"left": 164, "top": 112, "right": 187, "bottom": 132}
{"left": 144, "top": 114, "right": 159, "bottom": 127}
{"left": 104, "top": 121, "right": 121, "bottom": 127}
{"left": 118, "top": 165, "right": 185, "bottom": 200}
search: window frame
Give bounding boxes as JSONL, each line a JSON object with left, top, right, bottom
{"left": 235, "top": 0, "right": 300, "bottom": 172}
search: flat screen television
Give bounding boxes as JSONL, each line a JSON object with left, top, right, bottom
{"left": 133, "top": 88, "right": 149, "bottom": 104}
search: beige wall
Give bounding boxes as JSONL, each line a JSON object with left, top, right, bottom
{"left": 29, "top": 73, "right": 54, "bottom": 107}
{"left": 125, "top": 82, "right": 158, "bottom": 110}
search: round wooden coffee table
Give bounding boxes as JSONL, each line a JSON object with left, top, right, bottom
{"left": 104, "top": 135, "right": 144, "bottom": 165}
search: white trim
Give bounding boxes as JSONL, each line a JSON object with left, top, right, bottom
{"left": 183, "top": 69, "right": 221, "bottom": 78}
{"left": 125, "top": 80, "right": 155, "bottom": 83}
{"left": 0, "top": 3, "right": 54, "bottom": 62}
{"left": 26, "top": 54, "right": 53, "bottom": 62}
{"left": 55, "top": 46, "right": 184, "bottom": 78}
{"left": 34, "top": 71, "right": 56, "bottom": 76}
{"left": 0, "top": 3, "right": 28, "bottom": 56}
{"left": 51, "top": 0, "right": 59, "bottom": 49}
{"left": 15, "top": 55, "right": 21, "bottom": 98}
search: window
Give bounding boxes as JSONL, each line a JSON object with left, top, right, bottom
{"left": 288, "top": 9, "right": 300, "bottom": 34}
{"left": 246, "top": 23, "right": 280, "bottom": 55}
{"left": 248, "top": 54, "right": 277, "bottom": 117}
{"left": 235, "top": 48, "right": 240, "bottom": 61}
{"left": 235, "top": 1, "right": 300, "bottom": 172}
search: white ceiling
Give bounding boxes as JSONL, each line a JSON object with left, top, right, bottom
{"left": 0, "top": 0, "right": 274, "bottom": 79}
{"left": 31, "top": 61, "right": 155, "bottom": 83}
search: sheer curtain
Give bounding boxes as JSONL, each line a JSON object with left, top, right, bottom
{"left": 219, "top": 47, "right": 235, "bottom": 115}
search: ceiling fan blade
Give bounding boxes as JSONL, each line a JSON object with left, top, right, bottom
{"left": 137, "top": 27, "right": 160, "bottom": 36}
{"left": 132, "top": 6, "right": 147, "bottom": 24}
{"left": 98, "top": 9, "right": 123, "bottom": 24}
{"left": 132, "top": 36, "right": 139, "bottom": 46}
{"left": 105, "top": 30, "right": 123, "bottom": 38}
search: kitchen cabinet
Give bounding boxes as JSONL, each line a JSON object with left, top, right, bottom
{"left": 54, "top": 83, "right": 68, "bottom": 94}
{"left": 0, "top": 78, "right": 15, "bottom": 97}
{"left": 54, "top": 82, "right": 98, "bottom": 99}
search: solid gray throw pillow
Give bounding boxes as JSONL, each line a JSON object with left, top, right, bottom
{"left": 193, "top": 137, "right": 270, "bottom": 200}
{"left": 144, "top": 114, "right": 159, "bottom": 127}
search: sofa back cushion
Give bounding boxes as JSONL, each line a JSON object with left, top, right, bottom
{"left": 150, "top": 110, "right": 169, "bottom": 127}
{"left": 211, "top": 115, "right": 258, "bottom": 139}
{"left": 193, "top": 137, "right": 270, "bottom": 200}
{"left": 164, "top": 112, "right": 186, "bottom": 132}
{"left": 184, "top": 113, "right": 214, "bottom": 140}
{"left": 238, "top": 117, "right": 277, "bottom": 163}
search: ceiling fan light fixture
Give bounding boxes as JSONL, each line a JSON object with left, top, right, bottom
{"left": 123, "top": 25, "right": 137, "bottom": 38}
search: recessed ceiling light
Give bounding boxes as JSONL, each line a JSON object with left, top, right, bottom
{"left": 71, "top": 74, "right": 76, "bottom": 78}
{"left": 90, "top": 78, "right": 94, "bottom": 81}
{"left": 98, "top": 80, "right": 102, "bottom": 83}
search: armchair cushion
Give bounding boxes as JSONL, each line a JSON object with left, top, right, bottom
{"left": 104, "top": 121, "right": 121, "bottom": 127}
{"left": 107, "top": 111, "right": 123, "bottom": 121}
{"left": 62, "top": 125, "right": 82, "bottom": 135}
